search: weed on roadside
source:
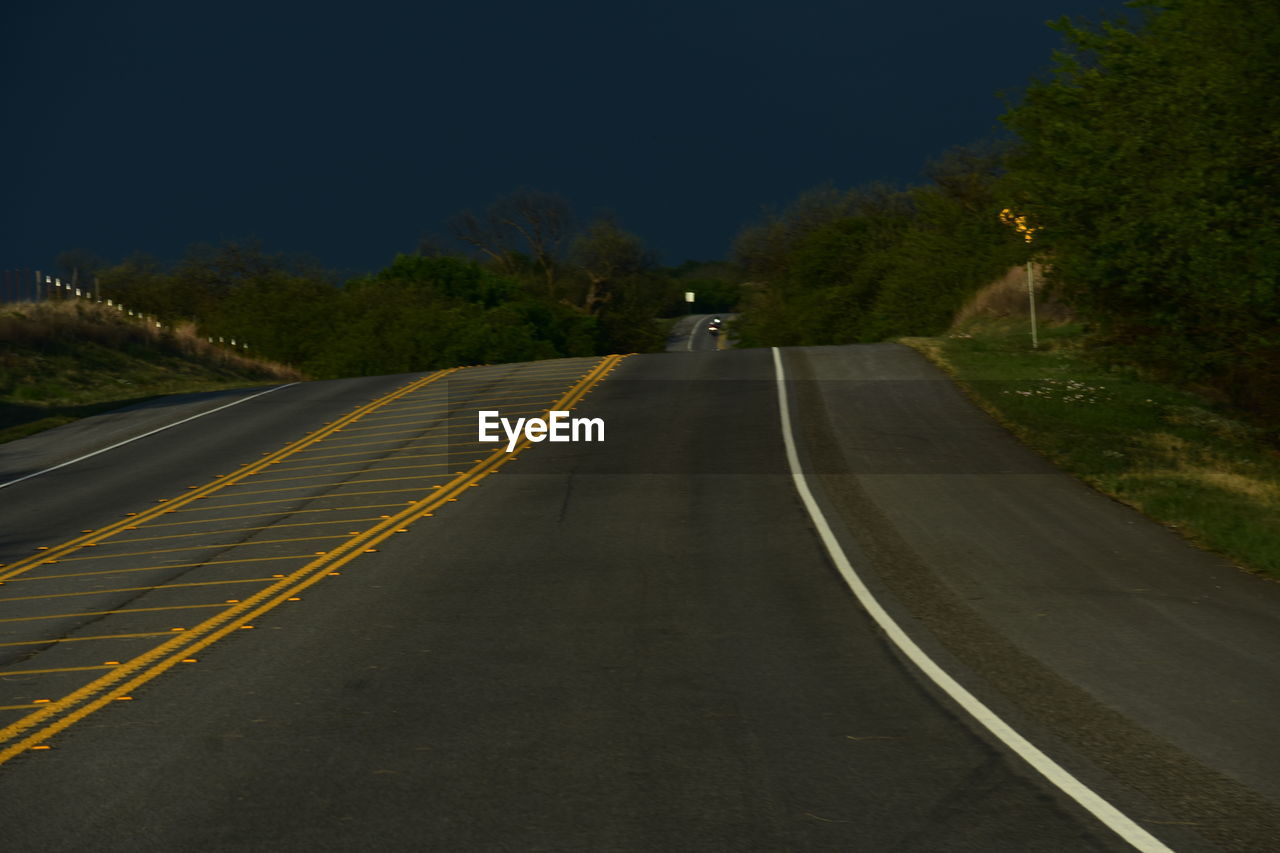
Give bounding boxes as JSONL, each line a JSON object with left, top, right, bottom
{"left": 903, "top": 321, "right": 1280, "bottom": 578}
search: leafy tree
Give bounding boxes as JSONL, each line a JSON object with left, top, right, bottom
{"left": 733, "top": 185, "right": 916, "bottom": 346}
{"left": 733, "top": 185, "right": 868, "bottom": 283}
{"left": 587, "top": 271, "right": 672, "bottom": 353}
{"left": 207, "top": 273, "right": 340, "bottom": 369}
{"left": 1001, "top": 0, "right": 1280, "bottom": 403}
{"left": 320, "top": 255, "right": 596, "bottom": 376}
{"left": 96, "top": 254, "right": 179, "bottom": 317}
{"left": 571, "top": 216, "right": 655, "bottom": 315}
{"left": 866, "top": 147, "right": 1028, "bottom": 339}
{"left": 732, "top": 147, "right": 1027, "bottom": 347}
{"left": 361, "top": 255, "right": 523, "bottom": 308}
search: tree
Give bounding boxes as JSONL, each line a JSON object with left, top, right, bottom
{"left": 571, "top": 216, "right": 654, "bottom": 315}
{"left": 448, "top": 188, "right": 574, "bottom": 297}
{"left": 732, "top": 185, "right": 862, "bottom": 282}
{"left": 1001, "top": 0, "right": 1280, "bottom": 390}
{"left": 732, "top": 184, "right": 917, "bottom": 346}
{"left": 96, "top": 254, "right": 175, "bottom": 316}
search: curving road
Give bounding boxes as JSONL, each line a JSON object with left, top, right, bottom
{"left": 0, "top": 344, "right": 1277, "bottom": 851}
{"left": 666, "top": 313, "right": 730, "bottom": 352}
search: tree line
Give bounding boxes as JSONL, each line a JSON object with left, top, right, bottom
{"left": 731, "top": 0, "right": 1279, "bottom": 420}
{"left": 64, "top": 193, "right": 740, "bottom": 379}
{"left": 52, "top": 1, "right": 1278, "bottom": 420}
{"left": 730, "top": 146, "right": 1030, "bottom": 347}
{"left": 1005, "top": 0, "right": 1279, "bottom": 418}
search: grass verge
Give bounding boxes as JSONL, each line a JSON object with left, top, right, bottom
{"left": 1, "top": 299, "right": 302, "bottom": 444}
{"left": 901, "top": 320, "right": 1280, "bottom": 580}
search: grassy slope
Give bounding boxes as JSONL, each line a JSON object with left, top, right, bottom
{"left": 1, "top": 300, "right": 301, "bottom": 444}
{"left": 901, "top": 320, "right": 1280, "bottom": 579}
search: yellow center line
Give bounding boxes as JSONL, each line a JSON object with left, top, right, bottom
{"left": 260, "top": 450, "right": 457, "bottom": 473}
{"left": 50, "top": 535, "right": 355, "bottom": 564}
{"left": 451, "top": 371, "right": 583, "bottom": 385}
{"left": 297, "top": 429, "right": 482, "bottom": 451}
{"left": 0, "top": 632, "right": 179, "bottom": 648}
{"left": 160, "top": 487, "right": 437, "bottom": 515}
{"left": 209, "top": 472, "right": 454, "bottom": 499}
{"left": 84, "top": 519, "right": 389, "bottom": 547}
{"left": 353, "top": 392, "right": 567, "bottom": 419}
{"left": 118, "top": 504, "right": 410, "bottom": 531}
{"left": 318, "top": 416, "right": 457, "bottom": 433}
{"left": 351, "top": 403, "right": 469, "bottom": 419}
{"left": 0, "top": 577, "right": 283, "bottom": 604}
{"left": 265, "top": 443, "right": 461, "bottom": 464}
{"left": 0, "top": 369, "right": 455, "bottom": 584}
{"left": 443, "top": 406, "right": 552, "bottom": 422}
{"left": 0, "top": 665, "right": 116, "bottom": 677}
{"left": 307, "top": 423, "right": 441, "bottom": 440}
{"left": 81, "top": 517, "right": 384, "bottom": 545}
{"left": 277, "top": 437, "right": 460, "bottom": 455}
{"left": 457, "top": 391, "right": 574, "bottom": 406}
{"left": 331, "top": 406, "right": 546, "bottom": 434}
{"left": 351, "top": 400, "right": 456, "bottom": 415}
{"left": 0, "top": 355, "right": 627, "bottom": 764}
{"left": 8, "top": 554, "right": 315, "bottom": 584}
{"left": 461, "top": 378, "right": 584, "bottom": 390}
{"left": 245, "top": 464, "right": 456, "bottom": 487}
{"left": 0, "top": 602, "right": 227, "bottom": 624}
{"left": 456, "top": 364, "right": 591, "bottom": 378}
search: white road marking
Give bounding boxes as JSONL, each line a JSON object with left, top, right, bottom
{"left": 0, "top": 384, "right": 298, "bottom": 491}
{"left": 770, "top": 347, "right": 1173, "bottom": 853}
{"left": 686, "top": 315, "right": 703, "bottom": 351}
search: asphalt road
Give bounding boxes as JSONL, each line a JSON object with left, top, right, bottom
{"left": 0, "top": 343, "right": 1277, "bottom": 852}
{"left": 666, "top": 313, "right": 729, "bottom": 352}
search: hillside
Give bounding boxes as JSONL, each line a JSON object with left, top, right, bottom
{"left": 0, "top": 300, "right": 301, "bottom": 443}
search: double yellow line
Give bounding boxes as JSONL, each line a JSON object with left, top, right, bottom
{"left": 0, "top": 354, "right": 623, "bottom": 763}
{"left": 0, "top": 370, "right": 455, "bottom": 584}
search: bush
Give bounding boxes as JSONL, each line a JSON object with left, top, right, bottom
{"left": 1001, "top": 0, "right": 1280, "bottom": 414}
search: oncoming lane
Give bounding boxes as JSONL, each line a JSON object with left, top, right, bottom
{"left": 666, "top": 314, "right": 729, "bottom": 352}
{"left": 0, "top": 355, "right": 622, "bottom": 761}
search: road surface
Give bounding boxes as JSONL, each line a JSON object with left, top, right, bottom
{"left": 666, "top": 313, "right": 730, "bottom": 352}
{"left": 0, "top": 344, "right": 1278, "bottom": 852}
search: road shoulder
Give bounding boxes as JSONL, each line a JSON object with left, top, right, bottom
{"left": 784, "top": 342, "right": 1280, "bottom": 852}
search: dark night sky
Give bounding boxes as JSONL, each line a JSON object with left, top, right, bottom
{"left": 4, "top": 1, "right": 1124, "bottom": 277}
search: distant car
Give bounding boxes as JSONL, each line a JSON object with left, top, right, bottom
{"left": 707, "top": 324, "right": 719, "bottom": 336}
{"left": 710, "top": 317, "right": 723, "bottom": 326}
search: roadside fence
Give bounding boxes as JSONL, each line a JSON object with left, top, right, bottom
{"left": 1, "top": 268, "right": 250, "bottom": 352}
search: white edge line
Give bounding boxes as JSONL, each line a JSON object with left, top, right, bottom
{"left": 0, "top": 383, "right": 298, "bottom": 491}
{"left": 770, "top": 347, "right": 1173, "bottom": 853}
